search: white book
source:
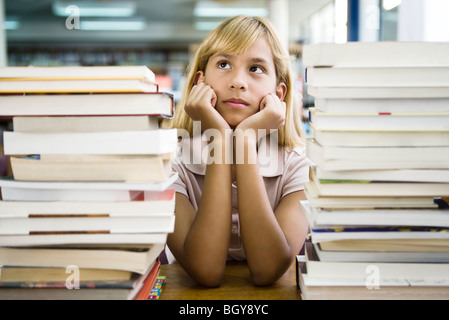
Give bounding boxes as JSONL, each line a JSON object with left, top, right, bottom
{"left": 309, "top": 108, "right": 449, "bottom": 131}
{"left": 304, "top": 243, "right": 449, "bottom": 280}
{"left": 306, "top": 67, "right": 449, "bottom": 88}
{"left": 0, "top": 233, "right": 168, "bottom": 247}
{"left": 3, "top": 129, "right": 178, "bottom": 155}
{"left": 0, "top": 66, "right": 156, "bottom": 80}
{"left": 300, "top": 200, "right": 449, "bottom": 229}
{"left": 0, "top": 215, "right": 175, "bottom": 235}
{"left": 0, "top": 173, "right": 178, "bottom": 201}
{"left": 0, "top": 189, "right": 175, "bottom": 216}
{"left": 0, "top": 93, "right": 173, "bottom": 117}
{"left": 302, "top": 42, "right": 449, "bottom": 68}
{"left": 306, "top": 138, "right": 449, "bottom": 171}
{"left": 307, "top": 86, "right": 449, "bottom": 99}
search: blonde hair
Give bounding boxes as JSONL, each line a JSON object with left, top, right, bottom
{"left": 163, "top": 15, "right": 305, "bottom": 148}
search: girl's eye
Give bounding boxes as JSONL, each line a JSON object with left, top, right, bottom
{"left": 249, "top": 65, "right": 264, "bottom": 74}
{"left": 218, "top": 61, "right": 231, "bottom": 69}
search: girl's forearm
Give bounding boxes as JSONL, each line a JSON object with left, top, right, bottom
{"left": 180, "top": 134, "right": 233, "bottom": 286}
{"left": 234, "top": 134, "right": 293, "bottom": 286}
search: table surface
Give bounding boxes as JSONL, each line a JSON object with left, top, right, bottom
{"left": 159, "top": 261, "right": 300, "bottom": 300}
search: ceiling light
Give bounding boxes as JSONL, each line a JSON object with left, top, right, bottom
{"left": 194, "top": 0, "right": 268, "bottom": 18}
{"left": 53, "top": 1, "right": 136, "bottom": 17}
{"left": 79, "top": 18, "right": 146, "bottom": 31}
{"left": 4, "top": 18, "right": 20, "bottom": 30}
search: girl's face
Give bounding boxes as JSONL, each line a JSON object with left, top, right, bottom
{"left": 198, "top": 37, "right": 286, "bottom": 127}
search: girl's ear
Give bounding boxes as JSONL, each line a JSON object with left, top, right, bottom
{"left": 194, "top": 71, "right": 205, "bottom": 85}
{"left": 275, "top": 82, "right": 287, "bottom": 102}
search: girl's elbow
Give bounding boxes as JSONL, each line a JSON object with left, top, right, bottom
{"left": 193, "top": 268, "right": 224, "bottom": 288}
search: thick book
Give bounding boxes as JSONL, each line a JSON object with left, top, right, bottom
{"left": 304, "top": 242, "right": 449, "bottom": 281}
{"left": 306, "top": 138, "right": 449, "bottom": 171}
{"left": 312, "top": 242, "right": 449, "bottom": 263}
{"left": 302, "top": 42, "right": 449, "bottom": 68}
{"left": 0, "top": 189, "right": 175, "bottom": 215}
{"left": 12, "top": 116, "right": 159, "bottom": 132}
{"left": 300, "top": 200, "right": 449, "bottom": 229}
{"left": 0, "top": 173, "right": 178, "bottom": 201}
{"left": 304, "top": 182, "right": 438, "bottom": 210}
{"left": 305, "top": 66, "right": 449, "bottom": 88}
{"left": 0, "top": 65, "right": 158, "bottom": 93}
{"left": 0, "top": 93, "right": 173, "bottom": 117}
{"left": 0, "top": 215, "right": 175, "bottom": 235}
{"left": 312, "top": 166, "right": 449, "bottom": 183}
{"left": 0, "top": 79, "right": 158, "bottom": 93}
{"left": 311, "top": 127, "right": 449, "bottom": 148}
{"left": 313, "top": 97, "right": 449, "bottom": 114}
{"left": 0, "top": 260, "right": 160, "bottom": 300}
{"left": 318, "top": 238, "right": 449, "bottom": 253}
{"left": 297, "top": 260, "right": 449, "bottom": 300}
{"left": 308, "top": 176, "right": 449, "bottom": 198}
{"left": 307, "top": 86, "right": 449, "bottom": 99}
{"left": 0, "top": 66, "right": 156, "bottom": 80}
{"left": 0, "top": 233, "right": 168, "bottom": 247}
{"left": 10, "top": 154, "right": 173, "bottom": 182}
{"left": 0, "top": 243, "right": 164, "bottom": 274}
{"left": 3, "top": 129, "right": 178, "bottom": 155}
{"left": 309, "top": 108, "right": 449, "bottom": 131}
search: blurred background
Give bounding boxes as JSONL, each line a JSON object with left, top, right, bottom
{"left": 0, "top": 0, "right": 448, "bottom": 162}
{"left": 2, "top": 0, "right": 449, "bottom": 99}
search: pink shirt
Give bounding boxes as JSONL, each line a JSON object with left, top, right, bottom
{"left": 170, "top": 134, "right": 311, "bottom": 261}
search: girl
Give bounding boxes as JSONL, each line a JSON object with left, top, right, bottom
{"left": 163, "top": 15, "right": 310, "bottom": 287}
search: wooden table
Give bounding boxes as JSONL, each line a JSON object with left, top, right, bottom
{"left": 159, "top": 261, "right": 300, "bottom": 300}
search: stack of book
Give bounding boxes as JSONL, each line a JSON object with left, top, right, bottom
{"left": 297, "top": 42, "right": 449, "bottom": 300}
{"left": 0, "top": 66, "right": 177, "bottom": 300}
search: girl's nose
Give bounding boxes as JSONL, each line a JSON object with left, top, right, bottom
{"left": 229, "top": 71, "right": 247, "bottom": 90}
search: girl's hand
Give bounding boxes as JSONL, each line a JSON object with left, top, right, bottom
{"left": 185, "top": 81, "right": 230, "bottom": 132}
{"left": 236, "top": 93, "right": 286, "bottom": 141}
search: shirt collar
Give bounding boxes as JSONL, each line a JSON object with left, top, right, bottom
{"left": 179, "top": 133, "right": 284, "bottom": 177}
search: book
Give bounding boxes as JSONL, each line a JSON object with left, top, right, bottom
{"left": 0, "top": 260, "right": 161, "bottom": 300}
{"left": 303, "top": 242, "right": 449, "bottom": 281}
{"left": 313, "top": 98, "right": 449, "bottom": 114}
{"left": 318, "top": 239, "right": 449, "bottom": 253}
{"left": 300, "top": 200, "right": 449, "bottom": 229}
{"left": 311, "top": 127, "right": 449, "bottom": 147}
{"left": 0, "top": 266, "right": 134, "bottom": 282}
{"left": 0, "top": 233, "right": 168, "bottom": 247}
{"left": 309, "top": 108, "right": 449, "bottom": 131}
{"left": 310, "top": 226, "right": 449, "bottom": 243}
{"left": 312, "top": 242, "right": 449, "bottom": 263}
{"left": 302, "top": 42, "right": 449, "bottom": 68}
{"left": 0, "top": 93, "right": 173, "bottom": 117}
{"left": 0, "top": 79, "right": 158, "bottom": 93}
{"left": 0, "top": 66, "right": 158, "bottom": 93}
{"left": 3, "top": 129, "right": 178, "bottom": 155}
{"left": 305, "top": 66, "right": 449, "bottom": 88}
{"left": 307, "top": 86, "right": 449, "bottom": 99}
{"left": 306, "top": 138, "right": 449, "bottom": 171}
{"left": 0, "top": 189, "right": 175, "bottom": 215}
{"left": 0, "top": 66, "right": 156, "bottom": 80}
{"left": 0, "top": 243, "right": 164, "bottom": 274}
{"left": 0, "top": 215, "right": 175, "bottom": 235}
{"left": 12, "top": 116, "right": 160, "bottom": 132}
{"left": 0, "top": 173, "right": 178, "bottom": 201}
{"left": 312, "top": 166, "right": 449, "bottom": 183}
{"left": 10, "top": 154, "right": 173, "bottom": 182}
{"left": 307, "top": 176, "right": 449, "bottom": 197}
{"left": 296, "top": 260, "right": 449, "bottom": 300}
{"left": 304, "top": 182, "right": 439, "bottom": 209}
